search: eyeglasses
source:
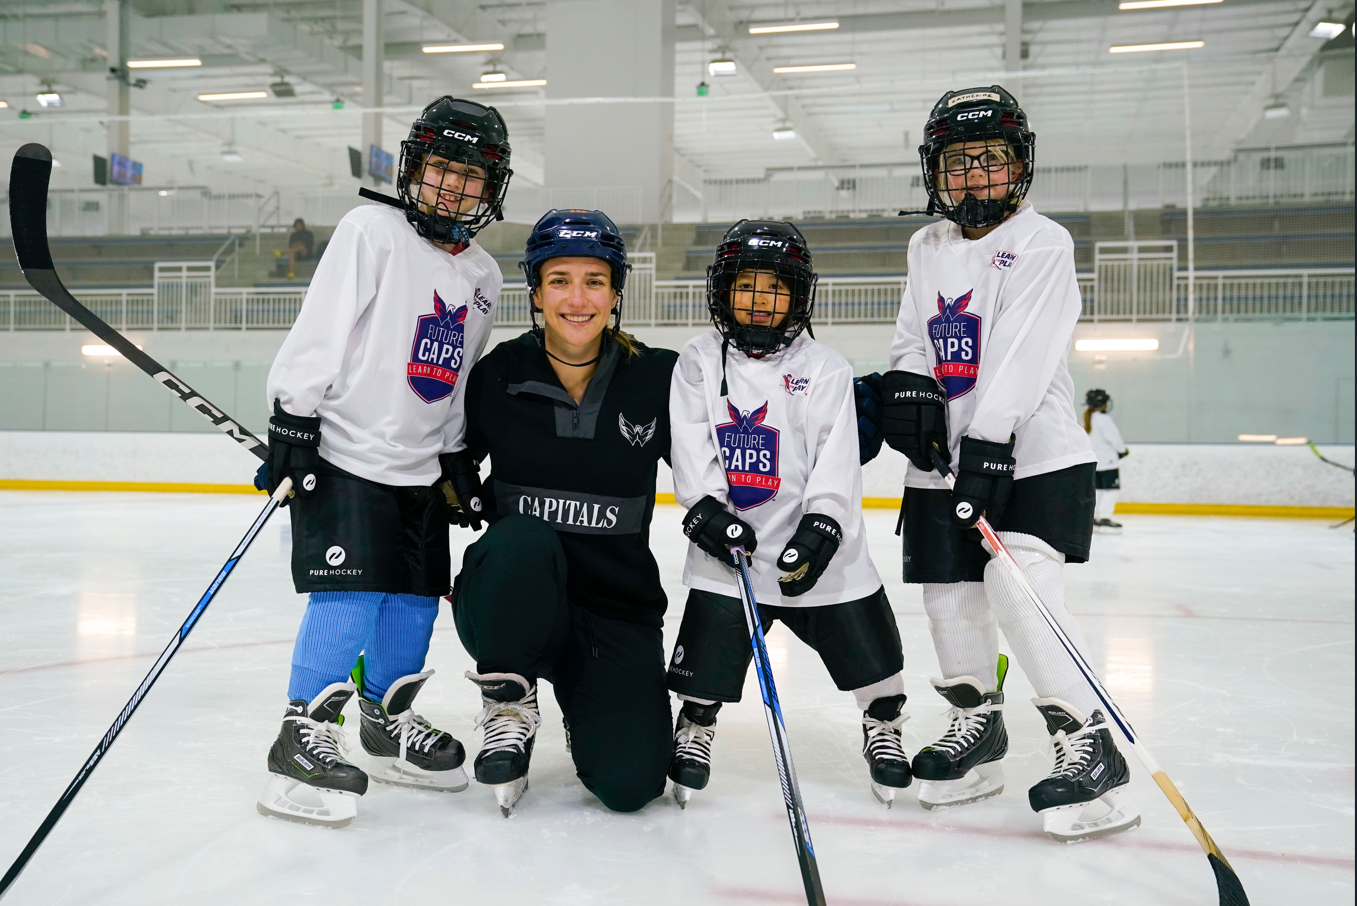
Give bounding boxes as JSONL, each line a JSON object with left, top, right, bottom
{"left": 940, "top": 150, "right": 1013, "bottom": 174}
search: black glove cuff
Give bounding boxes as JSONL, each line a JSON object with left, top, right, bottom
{"left": 795, "top": 512, "right": 843, "bottom": 549}
{"left": 681, "top": 495, "right": 724, "bottom": 541}
{"left": 881, "top": 370, "right": 946, "bottom": 407}
{"left": 439, "top": 449, "right": 480, "bottom": 481}
{"left": 958, "top": 435, "right": 1016, "bottom": 477}
{"left": 268, "top": 400, "right": 322, "bottom": 447}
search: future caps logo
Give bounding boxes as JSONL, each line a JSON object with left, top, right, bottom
{"left": 928, "top": 289, "right": 981, "bottom": 401}
{"left": 716, "top": 400, "right": 781, "bottom": 510}
{"left": 408, "top": 290, "right": 468, "bottom": 403}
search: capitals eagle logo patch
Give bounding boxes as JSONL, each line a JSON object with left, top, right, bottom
{"left": 618, "top": 412, "right": 657, "bottom": 447}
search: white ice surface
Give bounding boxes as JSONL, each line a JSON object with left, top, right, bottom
{"left": 0, "top": 493, "right": 1352, "bottom": 905}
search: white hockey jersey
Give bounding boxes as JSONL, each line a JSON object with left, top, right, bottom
{"left": 889, "top": 203, "right": 1095, "bottom": 488}
{"left": 266, "top": 203, "right": 502, "bottom": 486}
{"left": 670, "top": 330, "right": 883, "bottom": 608}
{"left": 1088, "top": 411, "right": 1127, "bottom": 471}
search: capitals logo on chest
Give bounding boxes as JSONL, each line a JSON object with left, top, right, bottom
{"left": 717, "top": 400, "right": 780, "bottom": 510}
{"left": 928, "top": 289, "right": 981, "bottom": 400}
{"left": 408, "top": 290, "right": 467, "bottom": 403}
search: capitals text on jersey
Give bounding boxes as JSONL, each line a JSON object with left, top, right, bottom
{"left": 928, "top": 289, "right": 981, "bottom": 400}
{"left": 717, "top": 400, "right": 781, "bottom": 510}
{"left": 408, "top": 290, "right": 467, "bottom": 403}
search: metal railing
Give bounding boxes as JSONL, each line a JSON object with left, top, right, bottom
{"left": 1, "top": 270, "right": 1348, "bottom": 332}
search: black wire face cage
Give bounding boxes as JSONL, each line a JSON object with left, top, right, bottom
{"left": 397, "top": 139, "right": 510, "bottom": 245}
{"left": 921, "top": 130, "right": 1035, "bottom": 230}
{"left": 706, "top": 255, "right": 817, "bottom": 356}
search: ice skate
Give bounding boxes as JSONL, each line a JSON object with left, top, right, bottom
{"left": 912, "top": 656, "right": 1009, "bottom": 811}
{"left": 467, "top": 671, "right": 541, "bottom": 817}
{"left": 861, "top": 694, "right": 912, "bottom": 807}
{"left": 1029, "top": 698, "right": 1140, "bottom": 843}
{"left": 669, "top": 702, "right": 719, "bottom": 809}
{"left": 1093, "top": 518, "right": 1123, "bottom": 534}
{"left": 355, "top": 668, "right": 468, "bottom": 792}
{"left": 257, "top": 682, "right": 367, "bottom": 828}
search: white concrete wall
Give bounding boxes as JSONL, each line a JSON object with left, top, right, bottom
{"left": 1, "top": 430, "right": 1350, "bottom": 508}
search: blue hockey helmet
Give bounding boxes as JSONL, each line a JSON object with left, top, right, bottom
{"left": 519, "top": 209, "right": 630, "bottom": 297}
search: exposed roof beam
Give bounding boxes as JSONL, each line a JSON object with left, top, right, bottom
{"left": 690, "top": 0, "right": 837, "bottom": 163}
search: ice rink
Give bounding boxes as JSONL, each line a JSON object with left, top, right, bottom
{"left": 0, "top": 491, "right": 1352, "bottom": 905}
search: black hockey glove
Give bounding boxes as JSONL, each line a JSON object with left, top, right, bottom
{"left": 266, "top": 400, "right": 321, "bottom": 505}
{"left": 1118, "top": 449, "right": 1130, "bottom": 460}
{"left": 777, "top": 513, "right": 843, "bottom": 597}
{"left": 854, "top": 373, "right": 884, "bottom": 465}
{"left": 950, "top": 435, "right": 1016, "bottom": 529}
{"left": 438, "top": 450, "right": 486, "bottom": 531}
{"left": 683, "top": 495, "right": 757, "bottom": 564}
{"left": 881, "top": 371, "right": 949, "bottom": 473}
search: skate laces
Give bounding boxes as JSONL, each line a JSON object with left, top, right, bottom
{"left": 863, "top": 712, "right": 909, "bottom": 761}
{"left": 294, "top": 717, "right": 349, "bottom": 766}
{"left": 932, "top": 701, "right": 996, "bottom": 755}
{"left": 1047, "top": 723, "right": 1097, "bottom": 779}
{"left": 475, "top": 691, "right": 542, "bottom": 754}
{"left": 675, "top": 716, "right": 715, "bottom": 767}
{"left": 388, "top": 708, "right": 445, "bottom": 761}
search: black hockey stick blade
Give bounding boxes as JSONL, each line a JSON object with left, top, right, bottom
{"left": 1209, "top": 854, "right": 1250, "bottom": 906}
{"left": 8, "top": 143, "right": 268, "bottom": 462}
{"left": 0, "top": 481, "right": 289, "bottom": 901}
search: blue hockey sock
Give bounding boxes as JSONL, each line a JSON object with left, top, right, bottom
{"left": 360, "top": 594, "right": 440, "bottom": 703}
{"left": 287, "top": 591, "right": 384, "bottom": 703}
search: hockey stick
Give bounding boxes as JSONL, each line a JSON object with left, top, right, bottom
{"left": 8, "top": 143, "right": 268, "bottom": 462}
{"left": 729, "top": 547, "right": 827, "bottom": 906}
{"left": 0, "top": 478, "right": 292, "bottom": 900}
{"left": 929, "top": 449, "right": 1249, "bottom": 906}
{"left": 1308, "top": 441, "right": 1355, "bottom": 475}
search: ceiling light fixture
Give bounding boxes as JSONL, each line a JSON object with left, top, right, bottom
{"left": 198, "top": 91, "right": 269, "bottom": 102}
{"left": 422, "top": 42, "right": 505, "bottom": 54}
{"left": 0, "top": 101, "right": 9, "bottom": 109}
{"left": 748, "top": 21, "right": 839, "bottom": 34}
{"left": 270, "top": 81, "right": 296, "bottom": 98}
{"left": 23, "top": 43, "right": 51, "bottom": 59}
{"left": 1109, "top": 40, "right": 1204, "bottom": 53}
{"left": 221, "top": 149, "right": 243, "bottom": 162}
{"left": 772, "top": 62, "right": 856, "bottom": 74}
{"left": 709, "top": 59, "right": 738, "bottom": 76}
{"left": 479, "top": 71, "right": 507, "bottom": 82}
{"left": 1237, "top": 434, "right": 1277, "bottom": 442}
{"left": 1262, "top": 101, "right": 1291, "bottom": 119}
{"left": 773, "top": 126, "right": 797, "bottom": 140}
{"left": 471, "top": 79, "right": 546, "bottom": 89}
{"left": 36, "top": 92, "right": 63, "bottom": 108}
{"left": 83, "top": 343, "right": 142, "bottom": 356}
{"left": 1074, "top": 338, "right": 1160, "bottom": 351}
{"left": 127, "top": 58, "right": 202, "bottom": 69}
{"left": 1275, "top": 436, "right": 1309, "bottom": 445}
{"left": 1118, "top": 0, "right": 1221, "bottom": 8}
{"left": 1309, "top": 21, "right": 1346, "bottom": 39}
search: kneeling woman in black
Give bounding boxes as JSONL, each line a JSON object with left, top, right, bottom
{"left": 451, "top": 209, "right": 677, "bottom": 814}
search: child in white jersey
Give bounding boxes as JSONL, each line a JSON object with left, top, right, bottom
{"left": 871, "top": 86, "right": 1140, "bottom": 842}
{"left": 1084, "top": 388, "right": 1129, "bottom": 532}
{"left": 667, "top": 220, "right": 911, "bottom": 807}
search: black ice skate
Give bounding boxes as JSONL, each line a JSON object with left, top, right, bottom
{"left": 862, "top": 694, "right": 912, "bottom": 807}
{"left": 467, "top": 671, "right": 541, "bottom": 817}
{"left": 1094, "top": 518, "right": 1124, "bottom": 534}
{"left": 355, "top": 668, "right": 468, "bottom": 792}
{"left": 912, "top": 654, "right": 1009, "bottom": 811}
{"left": 669, "top": 701, "right": 719, "bottom": 809}
{"left": 1029, "top": 698, "right": 1140, "bottom": 843}
{"left": 257, "top": 681, "right": 368, "bottom": 828}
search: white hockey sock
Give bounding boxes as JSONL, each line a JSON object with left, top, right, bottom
{"left": 1094, "top": 489, "right": 1119, "bottom": 521}
{"left": 677, "top": 695, "right": 717, "bottom": 706}
{"left": 852, "top": 674, "right": 904, "bottom": 712}
{"left": 921, "top": 582, "right": 1000, "bottom": 691}
{"left": 983, "top": 532, "right": 1101, "bottom": 718}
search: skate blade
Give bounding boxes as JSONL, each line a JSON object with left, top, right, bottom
{"left": 672, "top": 782, "right": 695, "bottom": 809}
{"left": 256, "top": 775, "right": 359, "bottom": 829}
{"left": 370, "top": 759, "right": 469, "bottom": 793}
{"left": 870, "top": 782, "right": 896, "bottom": 809}
{"left": 1041, "top": 787, "right": 1141, "bottom": 843}
{"left": 492, "top": 776, "right": 529, "bottom": 817}
{"left": 917, "top": 762, "right": 1005, "bottom": 811}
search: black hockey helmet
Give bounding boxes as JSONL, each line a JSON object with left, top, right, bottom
{"left": 520, "top": 209, "right": 630, "bottom": 334}
{"left": 398, "top": 96, "right": 513, "bottom": 245}
{"left": 1085, "top": 388, "right": 1111, "bottom": 409}
{"left": 706, "top": 220, "right": 817, "bottom": 356}
{"left": 920, "top": 85, "right": 1035, "bottom": 229}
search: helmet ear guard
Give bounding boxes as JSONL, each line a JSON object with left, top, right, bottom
{"left": 919, "top": 85, "right": 1034, "bottom": 230}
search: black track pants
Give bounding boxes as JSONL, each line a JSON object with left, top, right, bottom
{"left": 451, "top": 515, "right": 673, "bottom": 813}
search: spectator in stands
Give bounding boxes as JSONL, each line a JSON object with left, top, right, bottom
{"left": 284, "top": 218, "right": 315, "bottom": 279}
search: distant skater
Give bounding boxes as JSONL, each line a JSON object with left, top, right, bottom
{"left": 1084, "top": 389, "right": 1129, "bottom": 533}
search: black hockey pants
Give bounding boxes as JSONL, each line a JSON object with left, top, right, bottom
{"left": 451, "top": 515, "right": 673, "bottom": 813}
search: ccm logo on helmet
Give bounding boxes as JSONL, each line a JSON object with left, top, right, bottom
{"left": 558, "top": 229, "right": 600, "bottom": 239}
{"left": 746, "top": 238, "right": 786, "bottom": 249}
{"left": 956, "top": 110, "right": 993, "bottom": 121}
{"left": 442, "top": 129, "right": 479, "bottom": 143}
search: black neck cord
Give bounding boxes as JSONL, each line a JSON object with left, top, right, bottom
{"left": 545, "top": 347, "right": 601, "bottom": 368}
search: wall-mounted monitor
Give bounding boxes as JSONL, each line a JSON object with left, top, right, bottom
{"left": 368, "top": 145, "right": 393, "bottom": 184}
{"left": 109, "top": 152, "right": 143, "bottom": 186}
